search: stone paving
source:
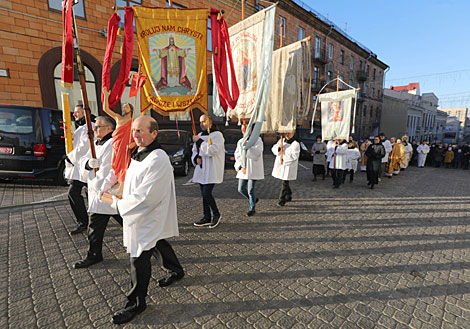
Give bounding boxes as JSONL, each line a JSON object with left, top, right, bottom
{"left": 2, "top": 154, "right": 470, "bottom": 328}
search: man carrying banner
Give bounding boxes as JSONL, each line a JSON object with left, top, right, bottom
{"left": 329, "top": 139, "right": 348, "bottom": 188}
{"left": 74, "top": 116, "right": 122, "bottom": 268}
{"left": 65, "top": 105, "right": 95, "bottom": 235}
{"left": 192, "top": 115, "right": 225, "bottom": 228}
{"left": 272, "top": 132, "right": 300, "bottom": 206}
{"left": 102, "top": 116, "right": 183, "bottom": 324}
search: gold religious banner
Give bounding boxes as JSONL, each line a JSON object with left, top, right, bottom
{"left": 133, "top": 7, "right": 208, "bottom": 115}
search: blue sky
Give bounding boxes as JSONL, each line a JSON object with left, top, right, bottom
{"left": 303, "top": 0, "right": 470, "bottom": 109}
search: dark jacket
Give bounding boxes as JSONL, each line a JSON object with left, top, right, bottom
{"left": 365, "top": 142, "right": 385, "bottom": 171}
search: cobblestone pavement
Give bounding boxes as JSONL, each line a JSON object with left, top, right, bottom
{"left": 2, "top": 154, "right": 470, "bottom": 328}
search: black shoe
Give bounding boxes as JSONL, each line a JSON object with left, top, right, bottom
{"left": 194, "top": 218, "right": 211, "bottom": 227}
{"left": 112, "top": 303, "right": 147, "bottom": 324}
{"left": 367, "top": 181, "right": 371, "bottom": 186}
{"left": 74, "top": 256, "right": 103, "bottom": 269}
{"left": 158, "top": 271, "right": 184, "bottom": 287}
{"left": 256, "top": 198, "right": 259, "bottom": 204}
{"left": 70, "top": 225, "right": 86, "bottom": 235}
{"left": 209, "top": 214, "right": 221, "bottom": 228}
{"left": 246, "top": 210, "right": 256, "bottom": 216}
{"left": 278, "top": 201, "right": 285, "bottom": 207}
{"left": 285, "top": 196, "right": 292, "bottom": 202}
{"left": 370, "top": 184, "right": 374, "bottom": 189}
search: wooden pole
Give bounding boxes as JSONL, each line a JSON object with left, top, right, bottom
{"left": 280, "top": 23, "right": 284, "bottom": 47}
{"left": 241, "top": 0, "right": 245, "bottom": 20}
{"left": 71, "top": 7, "right": 97, "bottom": 172}
{"left": 190, "top": 109, "right": 202, "bottom": 168}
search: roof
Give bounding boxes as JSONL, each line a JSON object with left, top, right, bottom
{"left": 389, "top": 83, "right": 419, "bottom": 92}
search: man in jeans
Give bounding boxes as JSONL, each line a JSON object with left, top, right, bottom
{"left": 192, "top": 115, "right": 225, "bottom": 228}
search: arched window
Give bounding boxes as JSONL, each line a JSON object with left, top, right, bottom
{"left": 53, "top": 63, "right": 99, "bottom": 116}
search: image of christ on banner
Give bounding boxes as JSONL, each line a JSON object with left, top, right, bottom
{"left": 150, "top": 33, "right": 196, "bottom": 96}
{"left": 327, "top": 101, "right": 344, "bottom": 122}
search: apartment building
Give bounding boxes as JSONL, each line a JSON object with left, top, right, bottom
{"left": 0, "top": 0, "right": 388, "bottom": 131}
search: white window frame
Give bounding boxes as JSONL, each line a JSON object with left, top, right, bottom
{"left": 298, "top": 27, "right": 305, "bottom": 40}
{"left": 328, "top": 44, "right": 333, "bottom": 59}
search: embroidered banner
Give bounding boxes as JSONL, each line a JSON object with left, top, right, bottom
{"left": 213, "top": 5, "right": 276, "bottom": 122}
{"left": 261, "top": 37, "right": 312, "bottom": 133}
{"left": 61, "top": 0, "right": 74, "bottom": 89}
{"left": 319, "top": 89, "right": 356, "bottom": 140}
{"left": 133, "top": 7, "right": 208, "bottom": 115}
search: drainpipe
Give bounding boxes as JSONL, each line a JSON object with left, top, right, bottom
{"left": 379, "top": 66, "right": 390, "bottom": 138}
{"left": 324, "top": 25, "right": 333, "bottom": 82}
{"left": 359, "top": 52, "right": 373, "bottom": 138}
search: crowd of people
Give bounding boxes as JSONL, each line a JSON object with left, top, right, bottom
{"left": 309, "top": 133, "right": 470, "bottom": 190}
{"left": 62, "top": 104, "right": 470, "bottom": 324}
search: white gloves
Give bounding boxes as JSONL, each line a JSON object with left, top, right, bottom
{"left": 88, "top": 158, "right": 100, "bottom": 169}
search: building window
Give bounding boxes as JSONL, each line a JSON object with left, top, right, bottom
{"left": 53, "top": 63, "right": 99, "bottom": 116}
{"left": 339, "top": 76, "right": 343, "bottom": 89}
{"left": 207, "top": 18, "right": 212, "bottom": 52}
{"left": 371, "top": 88, "right": 375, "bottom": 98}
{"left": 366, "top": 64, "right": 370, "bottom": 74}
{"left": 327, "top": 71, "right": 332, "bottom": 84}
{"left": 298, "top": 27, "right": 305, "bottom": 40}
{"left": 314, "top": 36, "right": 321, "bottom": 58}
{"left": 313, "top": 66, "right": 319, "bottom": 87}
{"left": 379, "top": 71, "right": 382, "bottom": 82}
{"left": 49, "top": 0, "right": 85, "bottom": 18}
{"left": 359, "top": 60, "right": 363, "bottom": 70}
{"left": 279, "top": 16, "right": 286, "bottom": 37}
{"left": 328, "top": 44, "right": 333, "bottom": 59}
{"left": 340, "top": 50, "right": 344, "bottom": 64}
{"left": 350, "top": 56, "right": 354, "bottom": 70}
{"left": 373, "top": 68, "right": 376, "bottom": 80}
{"left": 117, "top": 0, "right": 143, "bottom": 27}
{"left": 348, "top": 78, "right": 353, "bottom": 86}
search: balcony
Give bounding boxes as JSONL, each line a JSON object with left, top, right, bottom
{"left": 313, "top": 50, "right": 327, "bottom": 63}
{"left": 356, "top": 70, "right": 368, "bottom": 81}
{"left": 312, "top": 79, "right": 326, "bottom": 93}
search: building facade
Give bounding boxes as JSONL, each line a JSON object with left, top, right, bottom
{"left": 0, "top": 0, "right": 388, "bottom": 132}
{"left": 383, "top": 84, "right": 445, "bottom": 142}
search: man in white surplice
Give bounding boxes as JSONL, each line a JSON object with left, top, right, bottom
{"left": 417, "top": 140, "right": 430, "bottom": 168}
{"left": 102, "top": 116, "right": 183, "bottom": 325}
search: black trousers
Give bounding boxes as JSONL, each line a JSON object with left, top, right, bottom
{"left": 331, "top": 169, "right": 344, "bottom": 187}
{"left": 87, "top": 213, "right": 123, "bottom": 259}
{"left": 343, "top": 169, "right": 354, "bottom": 182}
{"left": 68, "top": 180, "right": 88, "bottom": 227}
{"left": 279, "top": 180, "right": 292, "bottom": 202}
{"left": 128, "top": 239, "right": 183, "bottom": 306}
{"left": 199, "top": 184, "right": 220, "bottom": 219}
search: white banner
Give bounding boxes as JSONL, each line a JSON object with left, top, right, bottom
{"left": 261, "top": 37, "right": 312, "bottom": 133}
{"left": 319, "top": 89, "right": 356, "bottom": 141}
{"left": 212, "top": 5, "right": 276, "bottom": 120}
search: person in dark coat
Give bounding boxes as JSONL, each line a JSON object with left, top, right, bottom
{"left": 462, "top": 144, "right": 470, "bottom": 170}
{"left": 433, "top": 143, "right": 445, "bottom": 167}
{"left": 365, "top": 136, "right": 385, "bottom": 189}
{"left": 410, "top": 140, "right": 418, "bottom": 166}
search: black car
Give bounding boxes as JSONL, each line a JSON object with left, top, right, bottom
{"left": 157, "top": 129, "right": 193, "bottom": 176}
{"left": 296, "top": 128, "right": 319, "bottom": 160}
{"left": 223, "top": 128, "right": 243, "bottom": 165}
{"left": 0, "top": 104, "right": 67, "bottom": 184}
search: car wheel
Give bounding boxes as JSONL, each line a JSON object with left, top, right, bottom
{"left": 181, "top": 158, "right": 190, "bottom": 177}
{"left": 55, "top": 161, "right": 68, "bottom": 186}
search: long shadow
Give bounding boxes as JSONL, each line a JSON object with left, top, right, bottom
{"left": 140, "top": 282, "right": 470, "bottom": 325}
{"left": 179, "top": 239, "right": 470, "bottom": 265}
{"left": 182, "top": 261, "right": 470, "bottom": 287}
{"left": 179, "top": 216, "right": 470, "bottom": 234}
{"left": 172, "top": 231, "right": 470, "bottom": 247}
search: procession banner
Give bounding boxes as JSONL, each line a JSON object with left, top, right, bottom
{"left": 133, "top": 7, "right": 208, "bottom": 115}
{"left": 319, "top": 89, "right": 356, "bottom": 140}
{"left": 61, "top": 0, "right": 74, "bottom": 88}
{"left": 212, "top": 5, "right": 276, "bottom": 121}
{"left": 261, "top": 37, "right": 312, "bottom": 133}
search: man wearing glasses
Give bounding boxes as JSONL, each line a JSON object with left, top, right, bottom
{"left": 74, "top": 116, "right": 122, "bottom": 268}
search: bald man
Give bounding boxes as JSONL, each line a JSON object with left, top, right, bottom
{"left": 191, "top": 114, "right": 225, "bottom": 228}
{"left": 102, "top": 116, "right": 184, "bottom": 324}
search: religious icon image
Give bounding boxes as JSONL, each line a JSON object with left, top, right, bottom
{"left": 327, "top": 101, "right": 344, "bottom": 122}
{"left": 233, "top": 38, "right": 257, "bottom": 93}
{"left": 149, "top": 34, "right": 196, "bottom": 96}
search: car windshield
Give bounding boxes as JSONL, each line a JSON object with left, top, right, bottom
{"left": 156, "top": 131, "right": 186, "bottom": 145}
{"left": 298, "top": 129, "right": 316, "bottom": 141}
{"left": 224, "top": 130, "right": 242, "bottom": 144}
{"left": 0, "top": 108, "right": 34, "bottom": 134}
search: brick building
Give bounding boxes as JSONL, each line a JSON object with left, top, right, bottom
{"left": 0, "top": 0, "right": 388, "bottom": 136}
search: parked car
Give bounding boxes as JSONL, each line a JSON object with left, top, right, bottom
{"left": 223, "top": 128, "right": 243, "bottom": 166}
{"left": 296, "top": 128, "right": 319, "bottom": 161}
{"left": 0, "top": 104, "right": 67, "bottom": 185}
{"left": 157, "top": 129, "right": 193, "bottom": 176}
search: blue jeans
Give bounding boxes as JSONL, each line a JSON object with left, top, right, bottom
{"left": 238, "top": 179, "right": 257, "bottom": 211}
{"left": 199, "top": 184, "right": 220, "bottom": 220}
